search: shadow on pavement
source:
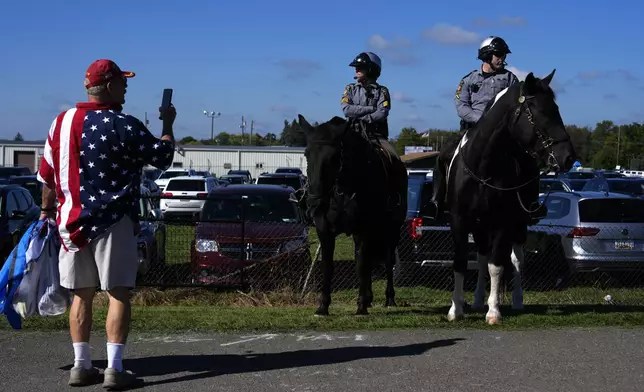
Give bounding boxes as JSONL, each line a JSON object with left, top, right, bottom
{"left": 60, "top": 338, "right": 463, "bottom": 389}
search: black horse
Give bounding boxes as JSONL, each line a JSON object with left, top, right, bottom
{"left": 297, "top": 115, "right": 408, "bottom": 316}
{"left": 443, "top": 70, "right": 576, "bottom": 324}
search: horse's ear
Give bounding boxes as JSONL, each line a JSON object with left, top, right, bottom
{"left": 524, "top": 72, "right": 536, "bottom": 92}
{"left": 297, "top": 114, "right": 312, "bottom": 132}
{"left": 541, "top": 69, "right": 556, "bottom": 86}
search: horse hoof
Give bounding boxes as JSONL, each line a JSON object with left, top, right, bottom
{"left": 355, "top": 308, "right": 369, "bottom": 316}
{"left": 385, "top": 299, "right": 397, "bottom": 307}
{"left": 314, "top": 308, "right": 329, "bottom": 317}
{"left": 486, "top": 316, "right": 502, "bottom": 325}
{"left": 447, "top": 313, "right": 464, "bottom": 322}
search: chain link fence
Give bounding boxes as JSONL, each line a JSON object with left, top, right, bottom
{"left": 136, "top": 195, "right": 644, "bottom": 305}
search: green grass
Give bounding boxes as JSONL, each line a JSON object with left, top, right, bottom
{"left": 164, "top": 224, "right": 355, "bottom": 265}
{"left": 5, "top": 283, "right": 644, "bottom": 333}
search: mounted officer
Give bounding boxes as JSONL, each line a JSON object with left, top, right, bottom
{"left": 428, "top": 36, "right": 519, "bottom": 220}
{"left": 341, "top": 52, "right": 398, "bottom": 158}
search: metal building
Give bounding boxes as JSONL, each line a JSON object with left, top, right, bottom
{"left": 0, "top": 139, "right": 308, "bottom": 178}
{"left": 0, "top": 139, "right": 46, "bottom": 173}
{"left": 172, "top": 144, "right": 308, "bottom": 178}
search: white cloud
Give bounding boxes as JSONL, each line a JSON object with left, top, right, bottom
{"left": 507, "top": 66, "right": 529, "bottom": 81}
{"left": 366, "top": 34, "right": 419, "bottom": 66}
{"left": 422, "top": 24, "right": 480, "bottom": 45}
{"left": 391, "top": 92, "right": 415, "bottom": 103}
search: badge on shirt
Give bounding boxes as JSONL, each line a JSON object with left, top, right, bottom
{"left": 455, "top": 80, "right": 464, "bottom": 99}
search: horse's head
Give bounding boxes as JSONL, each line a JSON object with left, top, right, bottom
{"left": 297, "top": 115, "right": 348, "bottom": 212}
{"left": 298, "top": 115, "right": 376, "bottom": 221}
{"left": 491, "top": 69, "right": 576, "bottom": 173}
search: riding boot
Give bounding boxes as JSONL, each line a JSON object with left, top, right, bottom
{"left": 428, "top": 161, "right": 447, "bottom": 221}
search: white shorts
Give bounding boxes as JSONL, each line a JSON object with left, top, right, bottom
{"left": 59, "top": 216, "right": 139, "bottom": 291}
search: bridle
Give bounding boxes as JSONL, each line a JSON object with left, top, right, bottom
{"left": 460, "top": 82, "right": 568, "bottom": 212}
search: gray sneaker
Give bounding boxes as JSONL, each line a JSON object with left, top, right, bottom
{"left": 68, "top": 366, "right": 100, "bottom": 386}
{"left": 102, "top": 367, "right": 137, "bottom": 390}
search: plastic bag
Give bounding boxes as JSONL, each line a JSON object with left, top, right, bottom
{"left": 37, "top": 234, "right": 70, "bottom": 316}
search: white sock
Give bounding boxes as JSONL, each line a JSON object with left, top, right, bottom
{"left": 73, "top": 342, "right": 92, "bottom": 369}
{"left": 106, "top": 342, "right": 125, "bottom": 372}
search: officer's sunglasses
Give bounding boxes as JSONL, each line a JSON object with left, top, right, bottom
{"left": 492, "top": 51, "right": 506, "bottom": 59}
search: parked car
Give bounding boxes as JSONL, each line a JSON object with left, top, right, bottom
{"left": 8, "top": 175, "right": 42, "bottom": 205}
{"left": 160, "top": 176, "right": 218, "bottom": 220}
{"left": 523, "top": 191, "right": 644, "bottom": 288}
{"left": 136, "top": 186, "right": 166, "bottom": 277}
{"left": 155, "top": 168, "right": 198, "bottom": 192}
{"left": 227, "top": 169, "right": 254, "bottom": 184}
{"left": 395, "top": 174, "right": 479, "bottom": 287}
{"left": 256, "top": 172, "right": 306, "bottom": 191}
{"left": 0, "top": 184, "right": 40, "bottom": 262}
{"left": 141, "top": 177, "right": 161, "bottom": 208}
{"left": 190, "top": 184, "right": 311, "bottom": 288}
{"left": 219, "top": 174, "right": 249, "bottom": 185}
{"left": 0, "top": 166, "right": 32, "bottom": 180}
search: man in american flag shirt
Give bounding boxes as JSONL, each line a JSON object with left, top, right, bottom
{"left": 37, "top": 59, "right": 175, "bottom": 388}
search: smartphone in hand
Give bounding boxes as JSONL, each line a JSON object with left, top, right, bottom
{"left": 159, "top": 88, "right": 173, "bottom": 120}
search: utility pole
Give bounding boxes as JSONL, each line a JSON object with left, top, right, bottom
{"left": 616, "top": 125, "right": 622, "bottom": 168}
{"left": 250, "top": 120, "right": 254, "bottom": 145}
{"left": 144, "top": 112, "right": 149, "bottom": 128}
{"left": 203, "top": 110, "right": 221, "bottom": 143}
{"left": 240, "top": 116, "right": 246, "bottom": 145}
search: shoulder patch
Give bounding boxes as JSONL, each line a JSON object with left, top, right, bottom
{"left": 342, "top": 84, "right": 352, "bottom": 104}
{"left": 380, "top": 86, "right": 390, "bottom": 108}
{"left": 455, "top": 79, "right": 465, "bottom": 99}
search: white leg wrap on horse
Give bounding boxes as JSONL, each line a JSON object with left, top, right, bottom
{"left": 473, "top": 253, "right": 487, "bottom": 310}
{"left": 511, "top": 244, "right": 524, "bottom": 310}
{"left": 486, "top": 264, "right": 503, "bottom": 325}
{"left": 448, "top": 272, "right": 465, "bottom": 321}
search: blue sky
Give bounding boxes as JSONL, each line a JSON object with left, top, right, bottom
{"left": 1, "top": 0, "right": 643, "bottom": 141}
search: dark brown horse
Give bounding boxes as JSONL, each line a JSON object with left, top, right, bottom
{"left": 297, "top": 115, "right": 408, "bottom": 316}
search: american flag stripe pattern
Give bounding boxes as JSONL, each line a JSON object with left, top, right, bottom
{"left": 37, "top": 105, "right": 174, "bottom": 252}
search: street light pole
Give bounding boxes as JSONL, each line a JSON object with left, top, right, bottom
{"left": 203, "top": 110, "right": 221, "bottom": 142}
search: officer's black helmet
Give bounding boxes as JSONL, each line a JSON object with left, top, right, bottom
{"left": 349, "top": 52, "right": 382, "bottom": 79}
{"left": 477, "top": 36, "right": 511, "bottom": 61}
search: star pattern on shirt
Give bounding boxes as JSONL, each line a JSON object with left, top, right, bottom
{"left": 75, "top": 110, "right": 174, "bottom": 243}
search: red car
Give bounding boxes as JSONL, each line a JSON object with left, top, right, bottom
{"left": 191, "top": 184, "right": 311, "bottom": 289}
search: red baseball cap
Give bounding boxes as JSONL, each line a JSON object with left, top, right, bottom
{"left": 84, "top": 59, "right": 135, "bottom": 88}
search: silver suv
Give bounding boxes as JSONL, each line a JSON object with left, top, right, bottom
{"left": 524, "top": 191, "right": 644, "bottom": 287}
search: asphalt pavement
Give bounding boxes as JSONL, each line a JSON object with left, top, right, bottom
{"left": 0, "top": 328, "right": 643, "bottom": 392}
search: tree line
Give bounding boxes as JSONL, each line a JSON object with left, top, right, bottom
{"left": 177, "top": 119, "right": 644, "bottom": 170}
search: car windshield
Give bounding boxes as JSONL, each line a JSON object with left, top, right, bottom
{"left": 222, "top": 176, "right": 244, "bottom": 184}
{"left": 408, "top": 177, "right": 433, "bottom": 212}
{"left": 257, "top": 176, "right": 301, "bottom": 189}
{"left": 202, "top": 193, "right": 300, "bottom": 223}
{"left": 566, "top": 172, "right": 596, "bottom": 179}
{"left": 539, "top": 180, "right": 566, "bottom": 193}
{"left": 567, "top": 179, "right": 588, "bottom": 191}
{"left": 159, "top": 171, "right": 189, "bottom": 179}
{"left": 275, "top": 168, "right": 302, "bottom": 174}
{"left": 166, "top": 179, "right": 205, "bottom": 192}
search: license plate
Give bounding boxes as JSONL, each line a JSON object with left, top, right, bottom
{"left": 468, "top": 234, "right": 475, "bottom": 243}
{"left": 615, "top": 240, "right": 634, "bottom": 250}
